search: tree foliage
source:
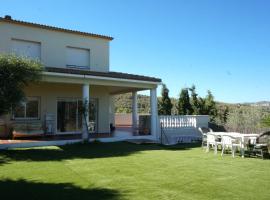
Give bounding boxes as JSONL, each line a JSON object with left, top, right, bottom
{"left": 177, "top": 88, "right": 192, "bottom": 115}
{"left": 114, "top": 93, "right": 150, "bottom": 114}
{"left": 215, "top": 105, "right": 229, "bottom": 125}
{"left": 158, "top": 84, "right": 173, "bottom": 115}
{"left": 204, "top": 90, "right": 218, "bottom": 122}
{"left": 113, "top": 85, "right": 270, "bottom": 133}
{"left": 177, "top": 86, "right": 217, "bottom": 121}
{"left": 0, "top": 54, "right": 42, "bottom": 115}
{"left": 225, "top": 106, "right": 268, "bottom": 133}
{"left": 189, "top": 85, "right": 200, "bottom": 115}
{"left": 114, "top": 85, "right": 219, "bottom": 121}
{"left": 261, "top": 115, "right": 270, "bottom": 128}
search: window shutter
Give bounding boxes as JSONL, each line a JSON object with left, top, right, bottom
{"left": 11, "top": 39, "right": 41, "bottom": 60}
{"left": 66, "top": 47, "right": 90, "bottom": 69}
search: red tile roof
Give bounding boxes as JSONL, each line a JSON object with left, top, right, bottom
{"left": 0, "top": 16, "right": 113, "bottom": 41}
{"left": 45, "top": 67, "right": 162, "bottom": 83}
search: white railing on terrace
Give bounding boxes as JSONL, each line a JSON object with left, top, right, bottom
{"left": 159, "top": 115, "right": 209, "bottom": 129}
{"left": 159, "top": 115, "right": 197, "bottom": 129}
{"left": 158, "top": 115, "right": 210, "bottom": 144}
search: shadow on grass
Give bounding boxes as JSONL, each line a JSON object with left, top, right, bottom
{"left": 0, "top": 142, "right": 200, "bottom": 165}
{"left": 0, "top": 179, "right": 121, "bottom": 200}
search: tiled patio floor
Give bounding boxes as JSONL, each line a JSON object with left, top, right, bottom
{"left": 0, "top": 134, "right": 82, "bottom": 145}
{"left": 0, "top": 126, "right": 151, "bottom": 147}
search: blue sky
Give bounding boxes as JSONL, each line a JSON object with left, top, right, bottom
{"left": 1, "top": 0, "right": 270, "bottom": 103}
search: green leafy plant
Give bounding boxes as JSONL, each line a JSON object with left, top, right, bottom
{"left": 261, "top": 115, "right": 270, "bottom": 128}
{"left": 78, "top": 99, "right": 90, "bottom": 141}
{"left": 0, "top": 54, "right": 42, "bottom": 115}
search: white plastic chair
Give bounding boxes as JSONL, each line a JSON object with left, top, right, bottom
{"left": 206, "top": 133, "right": 221, "bottom": 154}
{"left": 249, "top": 137, "right": 257, "bottom": 145}
{"left": 221, "top": 135, "right": 242, "bottom": 158}
{"left": 198, "top": 127, "right": 213, "bottom": 148}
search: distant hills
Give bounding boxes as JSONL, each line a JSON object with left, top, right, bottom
{"left": 113, "top": 93, "right": 270, "bottom": 114}
{"left": 246, "top": 101, "right": 270, "bottom": 107}
{"left": 218, "top": 101, "right": 270, "bottom": 107}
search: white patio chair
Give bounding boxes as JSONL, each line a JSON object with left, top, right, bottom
{"left": 221, "top": 135, "right": 242, "bottom": 158}
{"left": 249, "top": 137, "right": 257, "bottom": 145}
{"left": 206, "top": 133, "right": 221, "bottom": 154}
{"left": 198, "top": 127, "right": 213, "bottom": 148}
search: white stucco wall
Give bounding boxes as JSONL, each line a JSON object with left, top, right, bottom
{"left": 0, "top": 21, "right": 110, "bottom": 72}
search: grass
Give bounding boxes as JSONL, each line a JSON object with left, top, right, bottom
{"left": 0, "top": 142, "right": 269, "bottom": 200}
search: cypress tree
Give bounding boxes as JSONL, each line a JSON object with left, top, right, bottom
{"left": 158, "top": 84, "right": 173, "bottom": 115}
{"left": 189, "top": 85, "right": 200, "bottom": 115}
{"left": 204, "top": 90, "right": 218, "bottom": 122}
{"left": 177, "top": 88, "right": 192, "bottom": 115}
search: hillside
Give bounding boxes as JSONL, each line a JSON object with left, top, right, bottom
{"left": 114, "top": 93, "right": 181, "bottom": 114}
{"left": 246, "top": 101, "right": 270, "bottom": 107}
{"left": 114, "top": 93, "right": 270, "bottom": 114}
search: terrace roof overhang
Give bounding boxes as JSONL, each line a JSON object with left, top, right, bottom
{"left": 42, "top": 67, "right": 162, "bottom": 95}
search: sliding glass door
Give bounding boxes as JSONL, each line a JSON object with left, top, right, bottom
{"left": 57, "top": 100, "right": 79, "bottom": 133}
{"left": 57, "top": 98, "right": 98, "bottom": 133}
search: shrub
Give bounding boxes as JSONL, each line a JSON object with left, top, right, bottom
{"left": 0, "top": 54, "right": 42, "bottom": 115}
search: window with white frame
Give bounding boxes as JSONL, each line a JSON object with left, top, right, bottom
{"left": 12, "top": 97, "right": 40, "bottom": 119}
{"left": 11, "top": 39, "right": 41, "bottom": 60}
{"left": 66, "top": 46, "right": 90, "bottom": 69}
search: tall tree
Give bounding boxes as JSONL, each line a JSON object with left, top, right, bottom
{"left": 198, "top": 97, "right": 208, "bottom": 115}
{"left": 204, "top": 90, "right": 218, "bottom": 122}
{"left": 189, "top": 85, "right": 200, "bottom": 115}
{"left": 0, "top": 54, "right": 42, "bottom": 115}
{"left": 216, "top": 105, "right": 229, "bottom": 124}
{"left": 158, "top": 84, "right": 173, "bottom": 115}
{"left": 177, "top": 88, "right": 192, "bottom": 115}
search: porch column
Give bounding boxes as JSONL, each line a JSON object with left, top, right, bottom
{"left": 132, "top": 91, "right": 138, "bottom": 130}
{"left": 82, "top": 84, "right": 89, "bottom": 141}
{"left": 150, "top": 87, "right": 158, "bottom": 140}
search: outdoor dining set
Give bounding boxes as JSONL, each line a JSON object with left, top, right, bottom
{"left": 199, "top": 127, "right": 270, "bottom": 159}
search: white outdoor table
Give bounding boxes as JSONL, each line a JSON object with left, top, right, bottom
{"left": 209, "top": 132, "right": 259, "bottom": 158}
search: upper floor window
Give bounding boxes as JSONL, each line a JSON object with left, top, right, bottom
{"left": 12, "top": 97, "right": 40, "bottom": 120}
{"left": 66, "top": 46, "right": 90, "bottom": 69}
{"left": 11, "top": 39, "right": 41, "bottom": 60}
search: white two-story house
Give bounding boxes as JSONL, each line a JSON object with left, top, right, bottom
{"left": 0, "top": 15, "right": 161, "bottom": 142}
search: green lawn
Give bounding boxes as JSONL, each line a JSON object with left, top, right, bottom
{"left": 0, "top": 142, "right": 269, "bottom": 200}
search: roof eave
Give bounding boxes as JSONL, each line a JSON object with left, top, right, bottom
{"left": 0, "top": 17, "right": 114, "bottom": 41}
{"left": 43, "top": 71, "right": 162, "bottom": 85}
